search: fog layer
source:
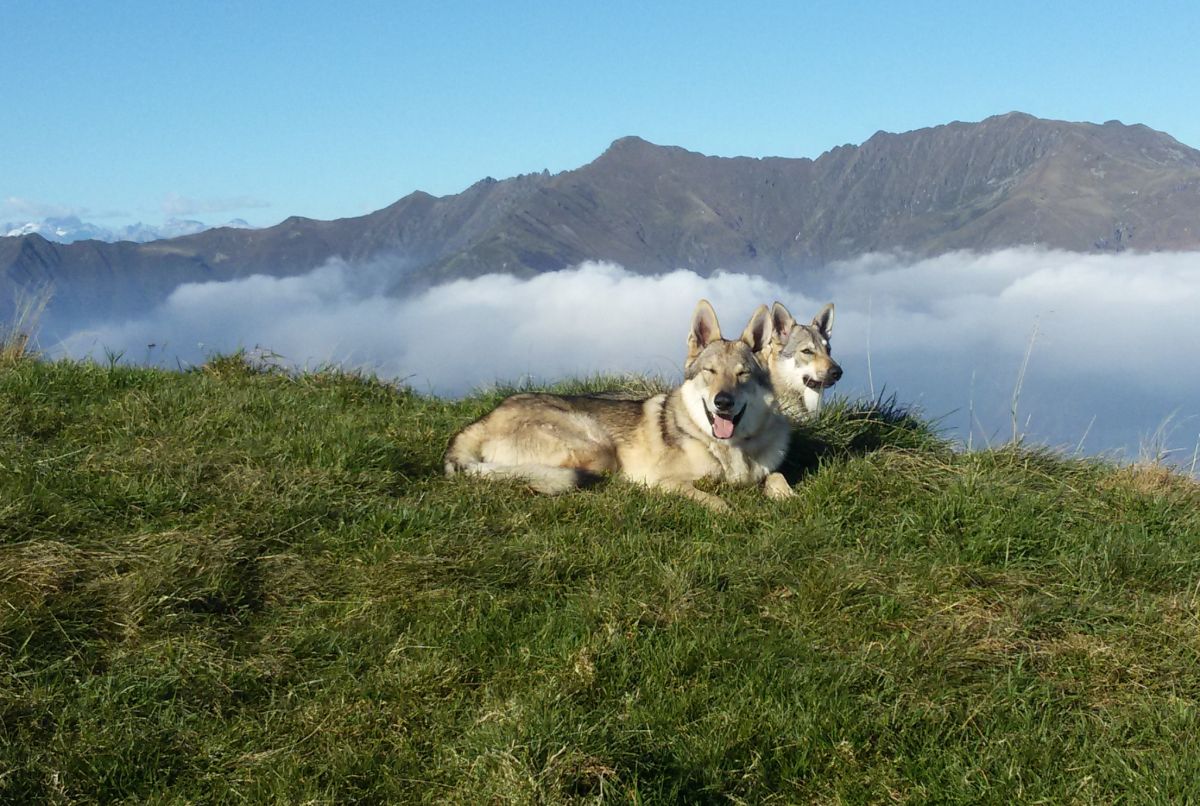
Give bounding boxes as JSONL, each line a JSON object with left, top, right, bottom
{"left": 51, "top": 249, "right": 1200, "bottom": 462}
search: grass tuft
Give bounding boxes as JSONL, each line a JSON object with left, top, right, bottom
{"left": 0, "top": 284, "right": 50, "bottom": 365}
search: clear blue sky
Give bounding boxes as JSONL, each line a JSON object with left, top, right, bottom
{"left": 6, "top": 0, "right": 1199, "bottom": 228}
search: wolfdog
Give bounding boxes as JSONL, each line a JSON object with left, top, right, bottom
{"left": 444, "top": 300, "right": 794, "bottom": 511}
{"left": 756, "top": 301, "right": 842, "bottom": 417}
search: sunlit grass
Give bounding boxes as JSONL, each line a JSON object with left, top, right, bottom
{"left": 2, "top": 352, "right": 1199, "bottom": 802}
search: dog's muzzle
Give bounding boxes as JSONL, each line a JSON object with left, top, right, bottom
{"left": 703, "top": 400, "right": 745, "bottom": 439}
{"left": 803, "top": 365, "right": 843, "bottom": 390}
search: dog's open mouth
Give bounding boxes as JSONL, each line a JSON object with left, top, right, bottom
{"left": 803, "top": 376, "right": 833, "bottom": 391}
{"left": 704, "top": 402, "right": 746, "bottom": 439}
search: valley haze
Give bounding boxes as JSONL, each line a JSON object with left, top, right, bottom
{"left": 5, "top": 112, "right": 1200, "bottom": 464}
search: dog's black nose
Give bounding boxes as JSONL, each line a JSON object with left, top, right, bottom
{"left": 829, "top": 365, "right": 843, "bottom": 382}
{"left": 714, "top": 391, "right": 735, "bottom": 412}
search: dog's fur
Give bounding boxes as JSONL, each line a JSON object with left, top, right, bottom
{"left": 444, "top": 300, "right": 793, "bottom": 511}
{"left": 756, "top": 301, "right": 842, "bottom": 417}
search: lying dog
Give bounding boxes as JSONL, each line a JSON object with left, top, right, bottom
{"left": 444, "top": 300, "right": 793, "bottom": 511}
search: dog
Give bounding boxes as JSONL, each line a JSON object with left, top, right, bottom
{"left": 444, "top": 300, "right": 794, "bottom": 511}
{"left": 756, "top": 301, "right": 842, "bottom": 417}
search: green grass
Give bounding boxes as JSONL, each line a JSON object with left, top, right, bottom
{"left": 2, "top": 353, "right": 1200, "bottom": 803}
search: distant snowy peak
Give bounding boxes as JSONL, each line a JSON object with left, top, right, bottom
{"left": 3, "top": 216, "right": 112, "bottom": 243}
{"left": 2, "top": 216, "right": 254, "bottom": 243}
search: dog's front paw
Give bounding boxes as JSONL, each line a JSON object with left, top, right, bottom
{"left": 703, "top": 493, "right": 732, "bottom": 513}
{"left": 687, "top": 487, "right": 731, "bottom": 512}
{"left": 691, "top": 488, "right": 732, "bottom": 512}
{"left": 763, "top": 472, "right": 795, "bottom": 500}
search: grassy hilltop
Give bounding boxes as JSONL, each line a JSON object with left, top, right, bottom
{"left": 2, "top": 351, "right": 1200, "bottom": 803}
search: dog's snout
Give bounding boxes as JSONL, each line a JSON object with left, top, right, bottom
{"left": 829, "top": 364, "right": 843, "bottom": 382}
{"left": 713, "top": 391, "right": 735, "bottom": 412}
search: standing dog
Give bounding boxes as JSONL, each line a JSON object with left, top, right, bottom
{"left": 756, "top": 301, "right": 842, "bottom": 417}
{"left": 444, "top": 300, "right": 793, "bottom": 511}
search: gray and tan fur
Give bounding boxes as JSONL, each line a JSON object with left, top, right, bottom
{"left": 756, "top": 301, "right": 842, "bottom": 418}
{"left": 444, "top": 300, "right": 793, "bottom": 511}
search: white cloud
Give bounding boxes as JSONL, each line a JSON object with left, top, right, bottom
{"left": 55, "top": 261, "right": 777, "bottom": 392}
{"left": 807, "top": 248, "right": 1200, "bottom": 457}
{"left": 50, "top": 249, "right": 1200, "bottom": 462}
{"left": 818, "top": 247, "right": 1200, "bottom": 382}
{"left": 1, "top": 196, "right": 93, "bottom": 222}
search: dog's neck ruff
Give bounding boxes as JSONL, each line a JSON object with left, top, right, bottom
{"left": 778, "top": 386, "right": 822, "bottom": 419}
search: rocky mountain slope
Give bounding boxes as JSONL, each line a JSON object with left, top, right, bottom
{"left": 5, "top": 112, "right": 1200, "bottom": 324}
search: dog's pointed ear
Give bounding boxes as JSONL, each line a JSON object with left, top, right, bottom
{"left": 740, "top": 304, "right": 771, "bottom": 353}
{"left": 771, "top": 302, "right": 795, "bottom": 344}
{"left": 811, "top": 303, "right": 835, "bottom": 340}
{"left": 687, "top": 299, "right": 722, "bottom": 363}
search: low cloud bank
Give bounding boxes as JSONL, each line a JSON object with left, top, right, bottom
{"left": 50, "top": 249, "right": 1200, "bottom": 463}
{"left": 812, "top": 249, "right": 1200, "bottom": 462}
{"left": 53, "top": 261, "right": 783, "bottom": 392}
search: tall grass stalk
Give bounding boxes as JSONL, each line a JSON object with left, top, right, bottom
{"left": 1010, "top": 320, "right": 1039, "bottom": 443}
{"left": 1, "top": 284, "right": 52, "bottom": 362}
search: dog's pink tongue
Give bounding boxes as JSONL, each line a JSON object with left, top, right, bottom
{"left": 712, "top": 414, "right": 735, "bottom": 439}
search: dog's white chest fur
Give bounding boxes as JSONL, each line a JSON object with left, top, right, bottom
{"left": 701, "top": 419, "right": 790, "bottom": 485}
{"left": 704, "top": 441, "right": 767, "bottom": 484}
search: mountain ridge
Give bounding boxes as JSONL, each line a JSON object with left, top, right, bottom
{"left": 5, "top": 112, "right": 1200, "bottom": 325}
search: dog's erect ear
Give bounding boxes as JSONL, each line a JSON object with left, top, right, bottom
{"left": 687, "top": 299, "right": 722, "bottom": 364}
{"left": 771, "top": 302, "right": 795, "bottom": 344}
{"left": 811, "top": 303, "right": 835, "bottom": 340}
{"left": 741, "top": 304, "right": 771, "bottom": 354}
